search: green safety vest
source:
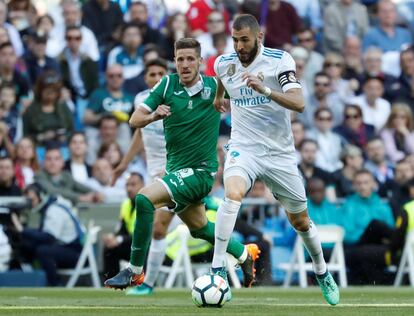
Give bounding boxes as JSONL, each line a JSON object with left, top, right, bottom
{"left": 119, "top": 199, "right": 136, "bottom": 236}
{"left": 403, "top": 200, "right": 414, "bottom": 233}
{"left": 165, "top": 210, "right": 217, "bottom": 260}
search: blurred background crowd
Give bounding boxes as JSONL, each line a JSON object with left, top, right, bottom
{"left": 1, "top": 0, "right": 414, "bottom": 288}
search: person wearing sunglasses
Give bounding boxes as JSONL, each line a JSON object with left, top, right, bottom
{"left": 333, "top": 104, "right": 375, "bottom": 150}
{"left": 59, "top": 25, "right": 99, "bottom": 130}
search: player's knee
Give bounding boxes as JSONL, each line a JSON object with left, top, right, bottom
{"left": 152, "top": 222, "right": 168, "bottom": 240}
{"left": 135, "top": 193, "right": 155, "bottom": 214}
{"left": 291, "top": 216, "right": 310, "bottom": 232}
{"left": 225, "top": 187, "right": 244, "bottom": 202}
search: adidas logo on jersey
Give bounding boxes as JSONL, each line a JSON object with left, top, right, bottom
{"left": 227, "top": 77, "right": 233, "bottom": 84}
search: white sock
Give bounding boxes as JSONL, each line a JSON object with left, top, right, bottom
{"left": 296, "top": 221, "right": 326, "bottom": 275}
{"left": 144, "top": 238, "right": 167, "bottom": 287}
{"left": 212, "top": 198, "right": 241, "bottom": 268}
{"left": 238, "top": 247, "right": 248, "bottom": 264}
{"left": 128, "top": 263, "right": 143, "bottom": 274}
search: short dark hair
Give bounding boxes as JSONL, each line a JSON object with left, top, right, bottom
{"left": 65, "top": 25, "right": 82, "bottom": 35}
{"left": 68, "top": 131, "right": 86, "bottom": 143}
{"left": 128, "top": 171, "right": 144, "bottom": 183}
{"left": 121, "top": 22, "right": 141, "bottom": 38}
{"left": 99, "top": 114, "right": 119, "bottom": 127}
{"left": 232, "top": 14, "right": 260, "bottom": 34}
{"left": 0, "top": 41, "right": 14, "bottom": 52}
{"left": 299, "top": 138, "right": 318, "bottom": 150}
{"left": 314, "top": 71, "right": 330, "bottom": 82}
{"left": 144, "top": 58, "right": 168, "bottom": 74}
{"left": 314, "top": 107, "right": 333, "bottom": 119}
{"left": 174, "top": 38, "right": 201, "bottom": 57}
{"left": 354, "top": 169, "right": 374, "bottom": 180}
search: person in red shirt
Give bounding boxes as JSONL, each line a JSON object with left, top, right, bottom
{"left": 185, "top": 0, "right": 230, "bottom": 36}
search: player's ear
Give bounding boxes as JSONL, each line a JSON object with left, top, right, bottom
{"left": 258, "top": 31, "right": 264, "bottom": 44}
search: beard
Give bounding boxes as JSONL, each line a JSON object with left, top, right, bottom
{"left": 237, "top": 40, "right": 259, "bottom": 65}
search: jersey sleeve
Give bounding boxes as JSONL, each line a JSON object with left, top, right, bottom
{"left": 276, "top": 52, "right": 302, "bottom": 93}
{"left": 140, "top": 76, "right": 169, "bottom": 112}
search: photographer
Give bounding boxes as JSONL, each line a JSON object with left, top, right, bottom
{"left": 11, "top": 183, "right": 84, "bottom": 286}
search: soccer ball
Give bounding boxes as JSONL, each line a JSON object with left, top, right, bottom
{"left": 191, "top": 274, "right": 231, "bottom": 308}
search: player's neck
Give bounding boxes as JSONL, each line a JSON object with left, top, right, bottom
{"left": 182, "top": 74, "right": 201, "bottom": 88}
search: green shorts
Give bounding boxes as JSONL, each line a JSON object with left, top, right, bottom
{"left": 159, "top": 168, "right": 215, "bottom": 213}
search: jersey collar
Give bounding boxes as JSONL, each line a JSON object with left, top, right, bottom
{"left": 180, "top": 74, "right": 204, "bottom": 97}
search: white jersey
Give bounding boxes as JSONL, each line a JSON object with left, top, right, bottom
{"left": 214, "top": 45, "right": 301, "bottom": 154}
{"left": 134, "top": 89, "right": 166, "bottom": 177}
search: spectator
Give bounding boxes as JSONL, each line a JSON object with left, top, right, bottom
{"left": 97, "top": 141, "right": 123, "bottom": 169}
{"left": 23, "top": 31, "right": 61, "bottom": 84}
{"left": 323, "top": 0, "right": 369, "bottom": 53}
{"left": 0, "top": 156, "right": 21, "bottom": 196}
{"left": 102, "top": 172, "right": 144, "bottom": 279}
{"left": 389, "top": 46, "right": 414, "bottom": 110}
{"left": 0, "top": 1, "right": 24, "bottom": 57}
{"left": 341, "top": 170, "right": 395, "bottom": 284}
{"left": 298, "top": 139, "right": 333, "bottom": 188}
{"left": 161, "top": 13, "right": 190, "bottom": 62}
{"left": 0, "top": 82, "right": 21, "bottom": 143}
{"left": 123, "top": 45, "right": 162, "bottom": 99}
{"left": 380, "top": 103, "right": 414, "bottom": 163}
{"left": 13, "top": 137, "right": 39, "bottom": 189}
{"left": 107, "top": 23, "right": 145, "bottom": 80}
{"left": 85, "top": 115, "right": 127, "bottom": 165}
{"left": 22, "top": 71, "right": 74, "bottom": 149}
{"left": 363, "top": 0, "right": 412, "bottom": 53}
{"left": 284, "top": 0, "right": 322, "bottom": 31}
{"left": 47, "top": 0, "right": 100, "bottom": 62}
{"left": 359, "top": 47, "right": 397, "bottom": 100}
{"left": 204, "top": 32, "right": 228, "bottom": 76}
{"left": 0, "top": 120, "right": 13, "bottom": 158}
{"left": 185, "top": 0, "right": 230, "bottom": 37}
{"left": 342, "top": 169, "right": 394, "bottom": 245}
{"left": 82, "top": 0, "right": 124, "bottom": 51}
{"left": 85, "top": 158, "right": 126, "bottom": 203}
{"left": 7, "top": 0, "right": 37, "bottom": 38}
{"left": 0, "top": 42, "right": 30, "bottom": 109}
{"left": 380, "top": 158, "right": 414, "bottom": 217}
{"left": 307, "top": 177, "right": 341, "bottom": 226}
{"left": 332, "top": 144, "right": 364, "bottom": 198}
{"left": 64, "top": 132, "right": 91, "bottom": 184}
{"left": 11, "top": 183, "right": 84, "bottom": 286}
{"left": 196, "top": 10, "right": 232, "bottom": 60}
{"left": 342, "top": 36, "right": 363, "bottom": 81}
{"left": 349, "top": 76, "right": 391, "bottom": 131}
{"left": 300, "top": 72, "right": 344, "bottom": 129}
{"left": 36, "top": 14, "right": 54, "bottom": 38}
{"left": 297, "top": 28, "right": 324, "bottom": 94}
{"left": 261, "top": 0, "right": 302, "bottom": 50}
{"left": 34, "top": 147, "right": 102, "bottom": 205}
{"left": 0, "top": 26, "right": 11, "bottom": 46}
{"left": 322, "top": 53, "right": 356, "bottom": 104}
{"left": 307, "top": 108, "right": 343, "bottom": 172}
{"left": 127, "top": 1, "right": 167, "bottom": 48}
{"left": 59, "top": 25, "right": 99, "bottom": 130}
{"left": 290, "top": 46, "right": 310, "bottom": 103}
{"left": 291, "top": 120, "right": 305, "bottom": 163}
{"left": 364, "top": 137, "right": 394, "bottom": 188}
{"left": 333, "top": 104, "right": 376, "bottom": 150}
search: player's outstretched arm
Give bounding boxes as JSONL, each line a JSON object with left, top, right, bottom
{"left": 111, "top": 128, "right": 144, "bottom": 186}
{"left": 242, "top": 73, "right": 305, "bottom": 113}
{"left": 129, "top": 105, "right": 171, "bottom": 128}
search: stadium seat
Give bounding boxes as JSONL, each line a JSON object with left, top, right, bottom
{"left": 58, "top": 221, "right": 101, "bottom": 288}
{"left": 158, "top": 225, "right": 241, "bottom": 289}
{"left": 394, "top": 231, "right": 414, "bottom": 287}
{"left": 278, "top": 225, "right": 347, "bottom": 288}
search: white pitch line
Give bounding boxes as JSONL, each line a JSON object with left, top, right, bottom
{"left": 1, "top": 304, "right": 414, "bottom": 309}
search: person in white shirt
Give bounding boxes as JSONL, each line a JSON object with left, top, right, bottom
{"left": 307, "top": 108, "right": 343, "bottom": 172}
{"left": 64, "top": 132, "right": 91, "bottom": 184}
{"left": 213, "top": 14, "right": 339, "bottom": 305}
{"left": 46, "top": 0, "right": 100, "bottom": 62}
{"left": 348, "top": 76, "right": 391, "bottom": 131}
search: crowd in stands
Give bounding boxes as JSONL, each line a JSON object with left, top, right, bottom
{"left": 0, "top": 0, "right": 414, "bottom": 287}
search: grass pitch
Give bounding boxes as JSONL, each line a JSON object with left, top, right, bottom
{"left": 0, "top": 287, "right": 413, "bottom": 316}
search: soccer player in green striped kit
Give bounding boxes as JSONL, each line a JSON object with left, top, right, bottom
{"left": 104, "top": 38, "right": 260, "bottom": 292}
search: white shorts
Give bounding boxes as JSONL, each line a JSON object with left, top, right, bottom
{"left": 223, "top": 144, "right": 307, "bottom": 213}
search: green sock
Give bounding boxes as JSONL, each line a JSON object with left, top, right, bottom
{"left": 130, "top": 194, "right": 155, "bottom": 267}
{"left": 190, "top": 221, "right": 244, "bottom": 259}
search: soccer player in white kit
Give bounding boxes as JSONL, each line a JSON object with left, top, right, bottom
{"left": 112, "top": 58, "right": 180, "bottom": 295}
{"left": 212, "top": 14, "right": 340, "bottom": 305}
